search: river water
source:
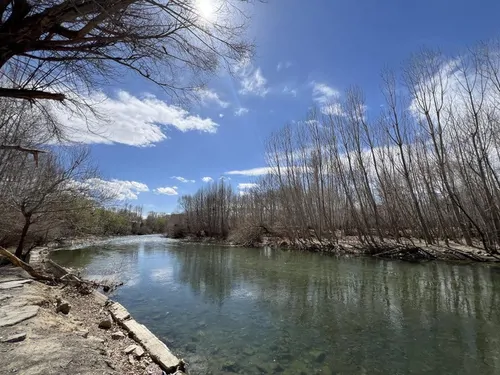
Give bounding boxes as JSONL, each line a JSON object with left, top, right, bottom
{"left": 50, "top": 235, "right": 500, "bottom": 374}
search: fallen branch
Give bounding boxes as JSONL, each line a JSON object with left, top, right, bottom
{"left": 0, "top": 247, "right": 53, "bottom": 281}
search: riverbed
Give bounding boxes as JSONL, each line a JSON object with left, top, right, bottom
{"left": 50, "top": 235, "right": 500, "bottom": 374}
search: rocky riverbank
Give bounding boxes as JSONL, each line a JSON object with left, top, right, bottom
{"left": 0, "top": 265, "right": 185, "bottom": 374}
{"left": 176, "top": 234, "right": 500, "bottom": 263}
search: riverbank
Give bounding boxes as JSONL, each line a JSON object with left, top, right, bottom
{"left": 176, "top": 234, "right": 500, "bottom": 263}
{"left": 0, "top": 258, "right": 185, "bottom": 374}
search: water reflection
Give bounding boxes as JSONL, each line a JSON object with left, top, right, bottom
{"left": 51, "top": 236, "right": 500, "bottom": 374}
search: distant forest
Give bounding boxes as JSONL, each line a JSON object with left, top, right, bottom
{"left": 175, "top": 42, "right": 500, "bottom": 255}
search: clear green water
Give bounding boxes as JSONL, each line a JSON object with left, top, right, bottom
{"left": 50, "top": 235, "right": 500, "bottom": 374}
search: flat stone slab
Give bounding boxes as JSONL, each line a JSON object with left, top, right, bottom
{"left": 0, "top": 304, "right": 39, "bottom": 327}
{"left": 92, "top": 290, "right": 108, "bottom": 306}
{"left": 0, "top": 279, "right": 32, "bottom": 290}
{"left": 0, "top": 294, "right": 13, "bottom": 302}
{"left": 2, "top": 332, "right": 27, "bottom": 343}
{"left": 123, "top": 319, "right": 182, "bottom": 372}
{"left": 109, "top": 301, "right": 130, "bottom": 322}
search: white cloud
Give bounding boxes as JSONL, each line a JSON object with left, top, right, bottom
{"left": 52, "top": 90, "right": 219, "bottom": 146}
{"left": 201, "top": 177, "right": 214, "bottom": 182}
{"left": 234, "top": 107, "right": 249, "bottom": 116}
{"left": 283, "top": 86, "right": 298, "bottom": 97}
{"left": 219, "top": 113, "right": 224, "bottom": 118}
{"left": 312, "top": 82, "right": 343, "bottom": 115}
{"left": 196, "top": 88, "right": 230, "bottom": 108}
{"left": 235, "top": 59, "right": 269, "bottom": 97}
{"left": 84, "top": 178, "right": 149, "bottom": 200}
{"left": 154, "top": 186, "right": 179, "bottom": 196}
{"left": 172, "top": 176, "right": 195, "bottom": 183}
{"left": 225, "top": 167, "right": 273, "bottom": 176}
{"left": 277, "top": 61, "right": 292, "bottom": 72}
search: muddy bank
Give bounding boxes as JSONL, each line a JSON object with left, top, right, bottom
{"left": 0, "top": 263, "right": 185, "bottom": 374}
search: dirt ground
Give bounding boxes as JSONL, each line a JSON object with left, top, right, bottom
{"left": 0, "top": 266, "right": 166, "bottom": 375}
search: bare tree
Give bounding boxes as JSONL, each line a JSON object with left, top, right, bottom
{"left": 0, "top": 0, "right": 256, "bottom": 102}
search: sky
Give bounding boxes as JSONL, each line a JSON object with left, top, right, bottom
{"left": 61, "top": 0, "right": 500, "bottom": 214}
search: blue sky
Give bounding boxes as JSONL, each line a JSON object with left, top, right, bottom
{"left": 68, "top": 0, "right": 500, "bottom": 213}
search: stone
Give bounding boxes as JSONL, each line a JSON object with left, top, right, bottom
{"left": 111, "top": 331, "right": 125, "bottom": 340}
{"left": 56, "top": 301, "right": 71, "bottom": 314}
{"left": 310, "top": 350, "right": 326, "bottom": 363}
{"left": 243, "top": 347, "right": 255, "bottom": 356}
{"left": 0, "top": 305, "right": 39, "bottom": 327}
{"left": 76, "top": 329, "right": 89, "bottom": 338}
{"left": 270, "top": 362, "right": 284, "bottom": 373}
{"left": 88, "top": 336, "right": 105, "bottom": 344}
{"left": 105, "top": 359, "right": 116, "bottom": 370}
{"left": 0, "top": 279, "right": 32, "bottom": 290}
{"left": 2, "top": 332, "right": 27, "bottom": 343}
{"left": 108, "top": 301, "right": 130, "bottom": 322}
{"left": 128, "top": 354, "right": 135, "bottom": 365}
{"left": 122, "top": 318, "right": 182, "bottom": 372}
{"left": 124, "top": 345, "right": 139, "bottom": 354}
{"left": 221, "top": 360, "right": 240, "bottom": 373}
{"left": 98, "top": 316, "right": 112, "bottom": 329}
{"left": 0, "top": 294, "right": 13, "bottom": 302}
{"left": 134, "top": 345, "right": 145, "bottom": 358}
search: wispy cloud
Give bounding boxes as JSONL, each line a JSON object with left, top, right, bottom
{"left": 283, "top": 86, "right": 298, "bottom": 97}
{"left": 201, "top": 177, "right": 214, "bottom": 182}
{"left": 234, "top": 107, "right": 249, "bottom": 116}
{"left": 311, "top": 82, "right": 343, "bottom": 115}
{"left": 225, "top": 167, "right": 273, "bottom": 176}
{"left": 172, "top": 176, "right": 195, "bottom": 183}
{"left": 52, "top": 90, "right": 219, "bottom": 146}
{"left": 277, "top": 61, "right": 292, "bottom": 72}
{"left": 196, "top": 88, "right": 230, "bottom": 108}
{"left": 84, "top": 178, "right": 149, "bottom": 200}
{"left": 154, "top": 186, "right": 179, "bottom": 196}
{"left": 235, "top": 58, "right": 269, "bottom": 97}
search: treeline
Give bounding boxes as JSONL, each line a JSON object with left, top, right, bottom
{"left": 0, "top": 98, "right": 168, "bottom": 259}
{"left": 177, "top": 42, "right": 500, "bottom": 254}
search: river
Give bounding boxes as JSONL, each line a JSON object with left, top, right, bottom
{"left": 50, "top": 235, "right": 500, "bottom": 374}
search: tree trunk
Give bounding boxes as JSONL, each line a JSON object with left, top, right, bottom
{"left": 15, "top": 214, "right": 31, "bottom": 259}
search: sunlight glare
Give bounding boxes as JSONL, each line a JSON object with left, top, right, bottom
{"left": 196, "top": 0, "right": 216, "bottom": 21}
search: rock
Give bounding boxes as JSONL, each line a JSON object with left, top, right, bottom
{"left": 134, "top": 346, "right": 145, "bottom": 358}
{"left": 105, "top": 359, "right": 116, "bottom": 370}
{"left": 185, "top": 343, "right": 197, "bottom": 353}
{"left": 124, "top": 344, "right": 139, "bottom": 354}
{"left": 0, "top": 279, "right": 32, "bottom": 290}
{"left": 111, "top": 331, "right": 125, "bottom": 340}
{"left": 88, "top": 336, "right": 105, "bottom": 344}
{"left": 0, "top": 294, "right": 13, "bottom": 302}
{"left": 98, "top": 316, "right": 112, "bottom": 329}
{"left": 76, "top": 329, "right": 89, "bottom": 338}
{"left": 56, "top": 301, "right": 71, "bottom": 314}
{"left": 243, "top": 347, "right": 255, "bottom": 356}
{"left": 2, "top": 332, "right": 27, "bottom": 343}
{"left": 0, "top": 305, "right": 39, "bottom": 327}
{"left": 128, "top": 354, "right": 135, "bottom": 365}
{"left": 221, "top": 360, "right": 240, "bottom": 373}
{"left": 271, "top": 362, "right": 284, "bottom": 373}
{"left": 310, "top": 350, "right": 326, "bottom": 363}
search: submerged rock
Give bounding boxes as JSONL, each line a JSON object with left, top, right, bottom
{"left": 221, "top": 360, "right": 241, "bottom": 373}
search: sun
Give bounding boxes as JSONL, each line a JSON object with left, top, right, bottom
{"left": 196, "top": 0, "right": 216, "bottom": 21}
